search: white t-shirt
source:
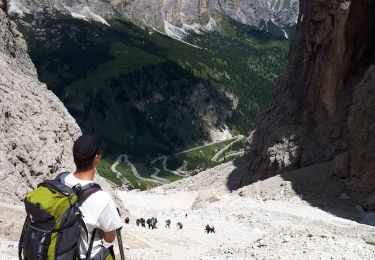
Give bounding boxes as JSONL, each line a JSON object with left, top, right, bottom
{"left": 64, "top": 173, "right": 123, "bottom": 258}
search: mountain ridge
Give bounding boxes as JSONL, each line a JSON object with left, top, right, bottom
{"left": 8, "top": 0, "right": 299, "bottom": 38}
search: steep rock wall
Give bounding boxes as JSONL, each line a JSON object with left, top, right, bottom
{"left": 241, "top": 0, "right": 375, "bottom": 209}
{"left": 0, "top": 2, "right": 82, "bottom": 204}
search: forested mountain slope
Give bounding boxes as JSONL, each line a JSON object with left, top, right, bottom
{"left": 15, "top": 13, "right": 289, "bottom": 157}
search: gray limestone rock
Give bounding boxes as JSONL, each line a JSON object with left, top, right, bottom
{"left": 241, "top": 0, "right": 375, "bottom": 210}
{"left": 8, "top": 0, "right": 299, "bottom": 31}
{"left": 0, "top": 7, "right": 82, "bottom": 204}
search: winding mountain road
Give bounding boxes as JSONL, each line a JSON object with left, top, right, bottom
{"left": 211, "top": 135, "right": 244, "bottom": 162}
{"left": 111, "top": 155, "right": 131, "bottom": 187}
{"left": 122, "top": 154, "right": 164, "bottom": 184}
{"left": 109, "top": 136, "right": 243, "bottom": 187}
{"left": 150, "top": 167, "right": 171, "bottom": 183}
{"left": 110, "top": 154, "right": 166, "bottom": 186}
{"left": 152, "top": 156, "right": 188, "bottom": 177}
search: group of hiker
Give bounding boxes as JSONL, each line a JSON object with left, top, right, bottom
{"left": 131, "top": 217, "right": 185, "bottom": 230}
{"left": 205, "top": 224, "right": 216, "bottom": 233}
{"left": 128, "top": 216, "right": 215, "bottom": 234}
{"left": 134, "top": 217, "right": 159, "bottom": 229}
{"left": 18, "top": 135, "right": 216, "bottom": 260}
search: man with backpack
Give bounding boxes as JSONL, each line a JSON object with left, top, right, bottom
{"left": 64, "top": 135, "right": 123, "bottom": 259}
{"left": 19, "top": 135, "right": 123, "bottom": 259}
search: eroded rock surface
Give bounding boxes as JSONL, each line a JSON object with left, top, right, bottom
{"left": 242, "top": 0, "right": 375, "bottom": 209}
{"left": 0, "top": 5, "right": 81, "bottom": 203}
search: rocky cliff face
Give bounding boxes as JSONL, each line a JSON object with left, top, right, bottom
{"left": 8, "top": 0, "right": 298, "bottom": 32}
{"left": 241, "top": 0, "right": 375, "bottom": 210}
{"left": 0, "top": 2, "right": 82, "bottom": 204}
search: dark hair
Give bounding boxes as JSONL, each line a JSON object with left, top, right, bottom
{"left": 74, "top": 153, "right": 97, "bottom": 172}
{"left": 72, "top": 135, "right": 102, "bottom": 172}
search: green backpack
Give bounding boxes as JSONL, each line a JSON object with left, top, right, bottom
{"left": 18, "top": 172, "right": 102, "bottom": 260}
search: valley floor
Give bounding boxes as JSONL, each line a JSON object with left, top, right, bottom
{"left": 1, "top": 160, "right": 375, "bottom": 259}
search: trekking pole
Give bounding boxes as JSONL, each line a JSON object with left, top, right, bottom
{"left": 116, "top": 228, "right": 125, "bottom": 260}
{"left": 116, "top": 208, "right": 126, "bottom": 260}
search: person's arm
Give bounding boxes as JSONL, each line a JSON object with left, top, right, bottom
{"left": 96, "top": 193, "right": 123, "bottom": 243}
{"left": 99, "top": 230, "right": 116, "bottom": 243}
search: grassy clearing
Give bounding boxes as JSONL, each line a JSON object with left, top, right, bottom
{"left": 158, "top": 169, "right": 184, "bottom": 182}
{"left": 175, "top": 138, "right": 236, "bottom": 172}
{"left": 97, "top": 157, "right": 122, "bottom": 187}
{"left": 152, "top": 160, "right": 184, "bottom": 182}
{"left": 216, "top": 137, "right": 246, "bottom": 162}
{"left": 115, "top": 162, "right": 158, "bottom": 190}
{"left": 133, "top": 163, "right": 155, "bottom": 178}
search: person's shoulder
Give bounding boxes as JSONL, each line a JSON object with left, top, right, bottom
{"left": 89, "top": 189, "right": 113, "bottom": 202}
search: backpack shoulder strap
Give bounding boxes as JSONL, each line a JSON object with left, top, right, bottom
{"left": 55, "top": 171, "right": 70, "bottom": 184}
{"left": 55, "top": 172, "right": 102, "bottom": 203}
{"left": 85, "top": 228, "right": 97, "bottom": 260}
{"left": 76, "top": 183, "right": 102, "bottom": 204}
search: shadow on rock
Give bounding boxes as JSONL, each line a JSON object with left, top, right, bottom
{"left": 227, "top": 158, "right": 373, "bottom": 226}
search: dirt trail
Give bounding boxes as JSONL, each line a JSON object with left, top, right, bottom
{"left": 117, "top": 161, "right": 375, "bottom": 260}
{"left": 2, "top": 161, "right": 375, "bottom": 259}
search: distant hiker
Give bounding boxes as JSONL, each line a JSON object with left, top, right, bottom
{"left": 205, "top": 224, "right": 210, "bottom": 233}
{"left": 140, "top": 218, "right": 146, "bottom": 227}
{"left": 125, "top": 217, "right": 130, "bottom": 224}
{"left": 177, "top": 222, "right": 183, "bottom": 229}
{"left": 19, "top": 135, "right": 122, "bottom": 260}
{"left": 210, "top": 226, "right": 215, "bottom": 233}
{"left": 136, "top": 219, "right": 140, "bottom": 226}
{"left": 165, "top": 219, "right": 171, "bottom": 228}
{"left": 185, "top": 213, "right": 188, "bottom": 218}
{"left": 147, "top": 217, "right": 157, "bottom": 229}
{"left": 205, "top": 224, "right": 215, "bottom": 233}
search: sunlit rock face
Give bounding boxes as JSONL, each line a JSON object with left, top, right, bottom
{"left": 0, "top": 3, "right": 82, "bottom": 203}
{"left": 241, "top": 0, "right": 375, "bottom": 210}
{"left": 8, "top": 0, "right": 299, "bottom": 31}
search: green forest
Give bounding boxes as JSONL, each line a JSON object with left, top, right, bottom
{"left": 16, "top": 13, "right": 289, "bottom": 158}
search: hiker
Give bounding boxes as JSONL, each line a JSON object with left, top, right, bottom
{"left": 64, "top": 135, "right": 123, "bottom": 258}
{"left": 177, "top": 222, "right": 183, "bottom": 229}
{"left": 140, "top": 218, "right": 146, "bottom": 227}
{"left": 147, "top": 217, "right": 157, "bottom": 229}
{"left": 205, "top": 224, "right": 215, "bottom": 233}
{"left": 125, "top": 217, "right": 130, "bottom": 224}
{"left": 136, "top": 219, "right": 140, "bottom": 226}
{"left": 165, "top": 219, "right": 171, "bottom": 228}
{"left": 205, "top": 224, "right": 210, "bottom": 233}
{"left": 151, "top": 217, "right": 157, "bottom": 229}
{"left": 19, "top": 135, "right": 123, "bottom": 260}
{"left": 210, "top": 225, "right": 215, "bottom": 233}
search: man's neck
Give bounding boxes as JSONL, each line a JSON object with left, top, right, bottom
{"left": 73, "top": 169, "right": 95, "bottom": 181}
